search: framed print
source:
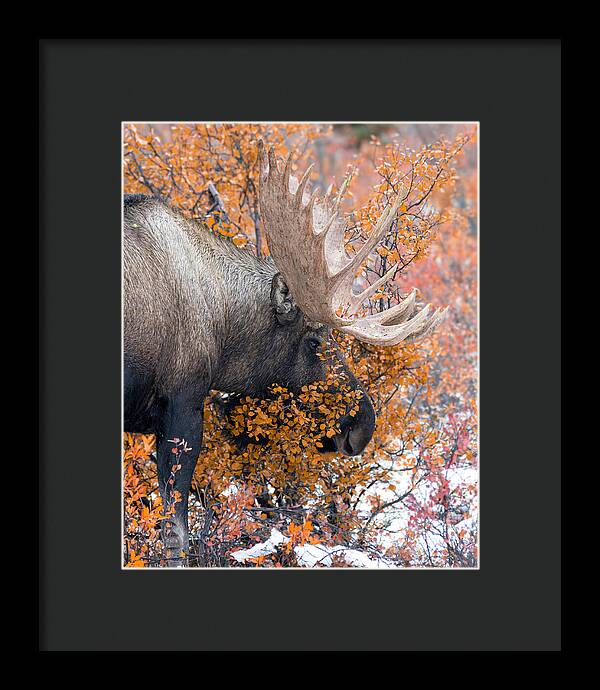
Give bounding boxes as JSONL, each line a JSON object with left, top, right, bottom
{"left": 39, "top": 39, "right": 561, "bottom": 651}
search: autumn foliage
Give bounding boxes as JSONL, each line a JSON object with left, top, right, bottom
{"left": 123, "top": 122, "right": 478, "bottom": 568}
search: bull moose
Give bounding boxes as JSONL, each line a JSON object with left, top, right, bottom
{"left": 123, "top": 141, "right": 446, "bottom": 565}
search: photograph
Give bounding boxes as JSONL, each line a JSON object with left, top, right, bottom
{"left": 122, "top": 122, "right": 479, "bottom": 568}
{"left": 122, "top": 122, "right": 479, "bottom": 569}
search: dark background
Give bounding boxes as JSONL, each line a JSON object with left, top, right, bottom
{"left": 39, "top": 39, "right": 561, "bottom": 651}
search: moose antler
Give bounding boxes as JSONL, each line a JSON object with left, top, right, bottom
{"left": 257, "top": 141, "right": 448, "bottom": 346}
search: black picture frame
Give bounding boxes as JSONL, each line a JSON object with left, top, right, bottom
{"left": 39, "top": 38, "right": 561, "bottom": 651}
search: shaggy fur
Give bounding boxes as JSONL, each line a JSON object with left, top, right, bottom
{"left": 123, "top": 195, "right": 375, "bottom": 561}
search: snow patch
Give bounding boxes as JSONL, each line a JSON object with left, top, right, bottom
{"left": 230, "top": 529, "right": 395, "bottom": 568}
{"left": 294, "top": 543, "right": 395, "bottom": 568}
{"left": 230, "top": 528, "right": 288, "bottom": 562}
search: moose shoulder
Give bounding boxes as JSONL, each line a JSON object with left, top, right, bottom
{"left": 123, "top": 142, "right": 445, "bottom": 565}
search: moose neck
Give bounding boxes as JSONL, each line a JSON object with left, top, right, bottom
{"left": 199, "top": 230, "right": 280, "bottom": 395}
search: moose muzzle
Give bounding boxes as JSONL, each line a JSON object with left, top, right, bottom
{"left": 332, "top": 390, "right": 376, "bottom": 457}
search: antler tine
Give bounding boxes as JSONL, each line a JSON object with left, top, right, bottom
{"left": 282, "top": 151, "right": 293, "bottom": 192}
{"left": 403, "top": 307, "right": 449, "bottom": 343}
{"left": 342, "top": 303, "right": 437, "bottom": 346}
{"left": 258, "top": 138, "right": 268, "bottom": 180}
{"left": 267, "top": 145, "right": 279, "bottom": 181}
{"left": 344, "top": 293, "right": 447, "bottom": 344}
{"left": 362, "top": 288, "right": 418, "bottom": 325}
{"left": 257, "top": 140, "right": 447, "bottom": 344}
{"left": 347, "top": 263, "right": 399, "bottom": 313}
{"left": 333, "top": 174, "right": 351, "bottom": 210}
{"left": 334, "top": 194, "right": 403, "bottom": 282}
{"left": 294, "top": 163, "right": 315, "bottom": 209}
{"left": 305, "top": 186, "right": 320, "bottom": 222}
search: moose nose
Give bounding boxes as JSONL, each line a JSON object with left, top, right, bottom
{"left": 333, "top": 390, "right": 376, "bottom": 456}
{"left": 335, "top": 425, "right": 372, "bottom": 457}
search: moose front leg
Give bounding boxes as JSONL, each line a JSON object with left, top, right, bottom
{"left": 155, "top": 391, "right": 205, "bottom": 567}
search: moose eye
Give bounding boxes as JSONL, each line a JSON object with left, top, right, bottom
{"left": 307, "top": 336, "right": 323, "bottom": 352}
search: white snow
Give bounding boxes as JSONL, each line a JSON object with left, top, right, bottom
{"left": 230, "top": 528, "right": 397, "bottom": 568}
{"left": 294, "top": 543, "right": 395, "bottom": 568}
{"left": 230, "top": 528, "right": 288, "bottom": 562}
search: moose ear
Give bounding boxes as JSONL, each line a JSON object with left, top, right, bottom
{"left": 270, "top": 273, "right": 299, "bottom": 325}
